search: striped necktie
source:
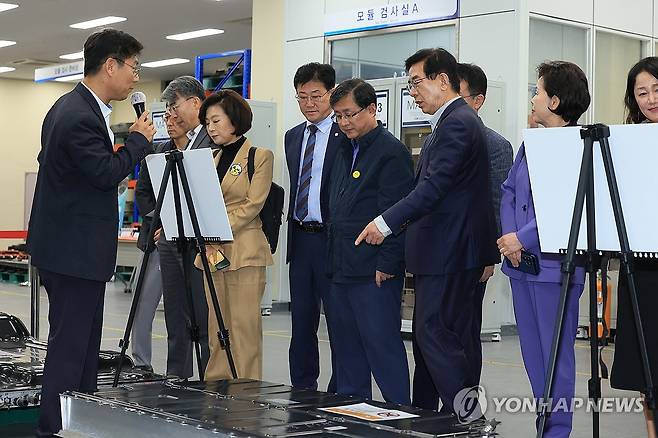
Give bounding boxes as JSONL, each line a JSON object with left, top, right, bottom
{"left": 295, "top": 124, "right": 318, "bottom": 221}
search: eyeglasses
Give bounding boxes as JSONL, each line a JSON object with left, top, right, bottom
{"left": 165, "top": 96, "right": 194, "bottom": 115}
{"left": 406, "top": 76, "right": 428, "bottom": 92}
{"left": 112, "top": 57, "right": 141, "bottom": 76}
{"left": 331, "top": 107, "right": 365, "bottom": 123}
{"left": 295, "top": 89, "right": 330, "bottom": 104}
{"left": 462, "top": 93, "right": 481, "bottom": 100}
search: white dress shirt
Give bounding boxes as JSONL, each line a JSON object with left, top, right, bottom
{"left": 81, "top": 81, "right": 114, "bottom": 145}
{"left": 186, "top": 124, "right": 203, "bottom": 150}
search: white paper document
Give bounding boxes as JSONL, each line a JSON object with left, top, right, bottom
{"left": 523, "top": 124, "right": 658, "bottom": 254}
{"left": 146, "top": 149, "right": 233, "bottom": 242}
{"left": 319, "top": 403, "right": 419, "bottom": 421}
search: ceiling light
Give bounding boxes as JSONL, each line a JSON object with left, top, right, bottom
{"left": 59, "top": 51, "right": 84, "bottom": 60}
{"left": 54, "top": 73, "right": 84, "bottom": 82}
{"left": 0, "top": 66, "right": 15, "bottom": 73}
{"left": 0, "top": 3, "right": 18, "bottom": 13}
{"left": 70, "top": 16, "right": 126, "bottom": 30}
{"left": 0, "top": 40, "right": 16, "bottom": 48}
{"left": 142, "top": 58, "right": 190, "bottom": 68}
{"left": 166, "top": 29, "right": 224, "bottom": 41}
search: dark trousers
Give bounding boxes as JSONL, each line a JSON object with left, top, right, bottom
{"left": 327, "top": 278, "right": 410, "bottom": 405}
{"left": 36, "top": 269, "right": 105, "bottom": 436}
{"left": 412, "top": 277, "right": 487, "bottom": 410}
{"left": 288, "top": 228, "right": 336, "bottom": 392}
{"left": 411, "top": 268, "right": 483, "bottom": 412}
{"left": 158, "top": 240, "right": 209, "bottom": 378}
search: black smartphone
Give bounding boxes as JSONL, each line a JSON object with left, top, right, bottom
{"left": 505, "top": 250, "right": 540, "bottom": 275}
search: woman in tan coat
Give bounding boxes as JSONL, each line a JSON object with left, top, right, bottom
{"left": 197, "top": 90, "right": 274, "bottom": 381}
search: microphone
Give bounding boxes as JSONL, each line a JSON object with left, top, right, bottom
{"left": 130, "top": 91, "right": 146, "bottom": 117}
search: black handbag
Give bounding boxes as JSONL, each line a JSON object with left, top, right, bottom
{"left": 247, "top": 146, "right": 285, "bottom": 254}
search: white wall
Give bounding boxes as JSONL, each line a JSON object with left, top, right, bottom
{"left": 0, "top": 78, "right": 74, "bottom": 245}
{"left": 460, "top": 0, "right": 515, "bottom": 16}
{"left": 595, "top": 0, "right": 653, "bottom": 36}
{"left": 459, "top": 11, "right": 519, "bottom": 144}
{"left": 529, "top": 0, "right": 593, "bottom": 24}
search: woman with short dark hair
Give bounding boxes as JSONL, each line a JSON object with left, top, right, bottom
{"left": 611, "top": 56, "right": 658, "bottom": 438}
{"left": 196, "top": 89, "right": 274, "bottom": 381}
{"left": 498, "top": 61, "right": 590, "bottom": 438}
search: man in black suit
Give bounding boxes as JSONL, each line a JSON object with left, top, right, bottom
{"left": 27, "top": 29, "right": 156, "bottom": 436}
{"left": 326, "top": 79, "right": 413, "bottom": 405}
{"left": 146, "top": 76, "right": 213, "bottom": 379}
{"left": 284, "top": 63, "right": 341, "bottom": 392}
{"left": 457, "top": 62, "right": 513, "bottom": 385}
{"left": 356, "top": 48, "right": 499, "bottom": 414}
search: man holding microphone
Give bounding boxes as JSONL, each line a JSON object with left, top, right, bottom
{"left": 27, "top": 29, "right": 155, "bottom": 437}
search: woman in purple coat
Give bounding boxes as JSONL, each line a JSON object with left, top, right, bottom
{"left": 498, "top": 61, "right": 590, "bottom": 438}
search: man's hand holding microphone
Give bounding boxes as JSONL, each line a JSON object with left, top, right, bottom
{"left": 128, "top": 91, "right": 156, "bottom": 142}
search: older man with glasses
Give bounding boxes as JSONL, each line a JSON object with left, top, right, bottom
{"left": 139, "top": 76, "right": 214, "bottom": 380}
{"left": 356, "top": 48, "right": 499, "bottom": 415}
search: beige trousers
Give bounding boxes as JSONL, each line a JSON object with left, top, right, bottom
{"left": 204, "top": 265, "right": 266, "bottom": 381}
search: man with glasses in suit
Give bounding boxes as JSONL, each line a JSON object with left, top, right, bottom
{"left": 284, "top": 63, "right": 342, "bottom": 392}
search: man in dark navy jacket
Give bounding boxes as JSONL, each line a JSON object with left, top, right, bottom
{"left": 356, "top": 48, "right": 499, "bottom": 414}
{"left": 27, "top": 29, "right": 155, "bottom": 436}
{"left": 284, "top": 63, "right": 341, "bottom": 392}
{"left": 326, "top": 79, "right": 413, "bottom": 405}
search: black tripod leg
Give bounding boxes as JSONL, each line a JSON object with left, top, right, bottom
{"left": 175, "top": 157, "right": 238, "bottom": 379}
{"left": 170, "top": 165, "right": 205, "bottom": 381}
{"left": 584, "top": 148, "right": 600, "bottom": 438}
{"left": 599, "top": 136, "right": 658, "bottom": 436}
{"left": 113, "top": 159, "right": 175, "bottom": 387}
{"left": 537, "top": 132, "right": 594, "bottom": 438}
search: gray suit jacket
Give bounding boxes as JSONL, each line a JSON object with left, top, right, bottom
{"left": 483, "top": 125, "right": 513, "bottom": 237}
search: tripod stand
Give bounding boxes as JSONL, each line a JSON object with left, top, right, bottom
{"left": 536, "top": 124, "right": 657, "bottom": 438}
{"left": 113, "top": 149, "right": 237, "bottom": 387}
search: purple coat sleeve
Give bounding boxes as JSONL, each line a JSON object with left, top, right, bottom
{"left": 499, "top": 143, "right": 540, "bottom": 251}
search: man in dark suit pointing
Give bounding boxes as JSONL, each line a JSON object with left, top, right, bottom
{"left": 356, "top": 48, "right": 499, "bottom": 414}
{"left": 27, "top": 29, "right": 155, "bottom": 436}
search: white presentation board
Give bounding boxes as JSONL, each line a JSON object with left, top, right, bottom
{"left": 523, "top": 124, "right": 658, "bottom": 254}
{"left": 146, "top": 148, "right": 233, "bottom": 242}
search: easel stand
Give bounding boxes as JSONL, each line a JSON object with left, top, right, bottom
{"left": 536, "top": 124, "right": 657, "bottom": 438}
{"left": 113, "top": 150, "right": 237, "bottom": 387}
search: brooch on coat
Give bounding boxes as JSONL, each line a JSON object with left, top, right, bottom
{"left": 229, "top": 163, "right": 243, "bottom": 176}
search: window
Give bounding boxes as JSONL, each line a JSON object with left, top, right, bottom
{"left": 330, "top": 24, "right": 456, "bottom": 83}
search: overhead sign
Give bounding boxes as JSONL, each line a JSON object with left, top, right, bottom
{"left": 325, "top": 0, "right": 459, "bottom": 36}
{"left": 375, "top": 90, "right": 389, "bottom": 129}
{"left": 34, "top": 61, "right": 84, "bottom": 83}
{"left": 400, "top": 89, "right": 432, "bottom": 128}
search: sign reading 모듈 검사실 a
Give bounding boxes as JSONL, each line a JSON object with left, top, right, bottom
{"left": 324, "top": 0, "right": 459, "bottom": 36}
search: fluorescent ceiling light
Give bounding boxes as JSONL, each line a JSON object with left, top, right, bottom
{"left": 166, "top": 28, "right": 224, "bottom": 41}
{"left": 70, "top": 16, "right": 126, "bottom": 30}
{"left": 0, "top": 66, "right": 15, "bottom": 73}
{"left": 0, "top": 3, "right": 18, "bottom": 13}
{"left": 54, "top": 73, "right": 84, "bottom": 82}
{"left": 0, "top": 40, "right": 16, "bottom": 48}
{"left": 59, "top": 51, "right": 84, "bottom": 60}
{"left": 142, "top": 58, "right": 189, "bottom": 68}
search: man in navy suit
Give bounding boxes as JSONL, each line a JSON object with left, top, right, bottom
{"left": 356, "top": 48, "right": 499, "bottom": 414}
{"left": 27, "top": 29, "right": 156, "bottom": 436}
{"left": 284, "top": 63, "right": 341, "bottom": 391}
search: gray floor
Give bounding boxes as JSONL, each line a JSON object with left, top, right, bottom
{"left": 1, "top": 280, "right": 650, "bottom": 437}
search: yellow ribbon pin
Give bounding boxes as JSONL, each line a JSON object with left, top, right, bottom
{"left": 352, "top": 170, "right": 361, "bottom": 179}
{"left": 229, "top": 163, "right": 242, "bottom": 176}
